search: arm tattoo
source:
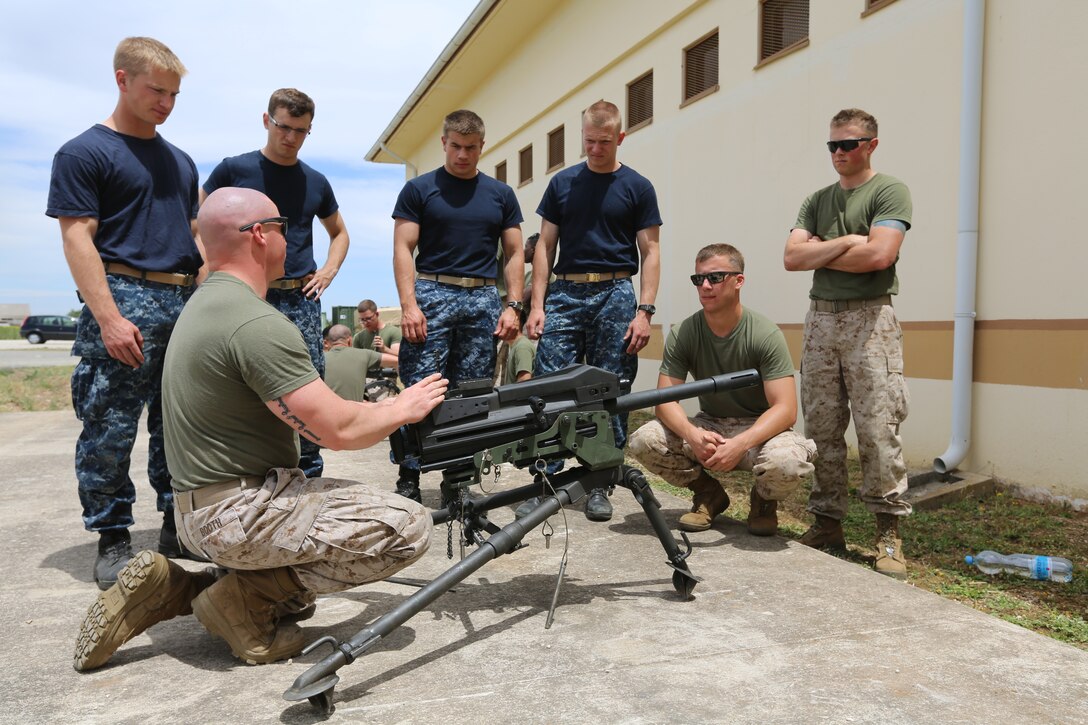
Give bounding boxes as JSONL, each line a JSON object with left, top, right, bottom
{"left": 274, "top": 398, "right": 323, "bottom": 443}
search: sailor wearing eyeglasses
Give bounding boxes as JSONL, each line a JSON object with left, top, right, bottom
{"left": 782, "top": 108, "right": 913, "bottom": 578}
{"left": 201, "top": 88, "right": 351, "bottom": 480}
{"left": 629, "top": 244, "right": 815, "bottom": 535}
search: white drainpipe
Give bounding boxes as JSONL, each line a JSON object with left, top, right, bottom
{"left": 934, "top": 0, "right": 985, "bottom": 474}
{"left": 379, "top": 143, "right": 418, "bottom": 180}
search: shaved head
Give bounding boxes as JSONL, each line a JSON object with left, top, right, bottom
{"left": 327, "top": 324, "right": 352, "bottom": 344}
{"left": 198, "top": 187, "right": 286, "bottom": 285}
{"left": 198, "top": 187, "right": 278, "bottom": 260}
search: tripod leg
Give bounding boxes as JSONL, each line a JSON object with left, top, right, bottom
{"left": 618, "top": 465, "right": 700, "bottom": 598}
{"left": 284, "top": 488, "right": 579, "bottom": 712}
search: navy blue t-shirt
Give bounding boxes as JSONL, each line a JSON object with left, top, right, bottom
{"left": 203, "top": 150, "right": 339, "bottom": 279}
{"left": 392, "top": 167, "right": 523, "bottom": 278}
{"left": 46, "top": 124, "right": 202, "bottom": 272}
{"left": 536, "top": 162, "right": 662, "bottom": 274}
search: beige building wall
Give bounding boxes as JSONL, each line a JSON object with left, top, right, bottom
{"left": 372, "top": 0, "right": 1088, "bottom": 501}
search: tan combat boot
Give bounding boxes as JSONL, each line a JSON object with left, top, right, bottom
{"left": 747, "top": 489, "right": 779, "bottom": 536}
{"left": 678, "top": 473, "right": 730, "bottom": 532}
{"left": 193, "top": 567, "right": 308, "bottom": 664}
{"left": 74, "top": 550, "right": 217, "bottom": 672}
{"left": 800, "top": 514, "right": 846, "bottom": 550}
{"left": 276, "top": 591, "right": 318, "bottom": 624}
{"left": 874, "top": 513, "right": 908, "bottom": 579}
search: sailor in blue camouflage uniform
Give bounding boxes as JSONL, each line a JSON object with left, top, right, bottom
{"left": 526, "top": 100, "right": 662, "bottom": 522}
{"left": 46, "top": 37, "right": 204, "bottom": 590}
{"left": 201, "top": 88, "right": 351, "bottom": 479}
{"left": 392, "top": 109, "right": 524, "bottom": 502}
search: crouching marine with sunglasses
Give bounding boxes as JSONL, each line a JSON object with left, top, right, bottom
{"left": 629, "top": 244, "right": 816, "bottom": 534}
{"left": 73, "top": 188, "right": 447, "bottom": 672}
{"left": 783, "top": 108, "right": 914, "bottom": 578}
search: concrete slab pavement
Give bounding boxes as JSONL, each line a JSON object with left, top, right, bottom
{"left": 0, "top": 339, "right": 80, "bottom": 369}
{"left": 1, "top": 410, "right": 1085, "bottom": 724}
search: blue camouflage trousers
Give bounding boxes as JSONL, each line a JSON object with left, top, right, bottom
{"left": 397, "top": 280, "right": 501, "bottom": 474}
{"left": 534, "top": 279, "right": 638, "bottom": 449}
{"left": 398, "top": 279, "right": 501, "bottom": 388}
{"left": 266, "top": 288, "right": 325, "bottom": 478}
{"left": 71, "top": 276, "right": 192, "bottom": 532}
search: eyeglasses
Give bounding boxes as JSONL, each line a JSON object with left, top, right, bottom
{"left": 358, "top": 313, "right": 378, "bottom": 323}
{"left": 268, "top": 115, "right": 311, "bottom": 137}
{"left": 239, "top": 216, "right": 289, "bottom": 234}
{"left": 690, "top": 271, "right": 741, "bottom": 286}
{"left": 826, "top": 138, "right": 872, "bottom": 153}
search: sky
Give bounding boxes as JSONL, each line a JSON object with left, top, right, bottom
{"left": 0, "top": 0, "right": 480, "bottom": 317}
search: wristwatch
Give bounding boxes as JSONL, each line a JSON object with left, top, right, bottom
{"left": 507, "top": 300, "right": 526, "bottom": 313}
{"left": 637, "top": 304, "right": 656, "bottom": 316}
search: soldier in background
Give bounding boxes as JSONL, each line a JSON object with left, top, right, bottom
{"left": 324, "top": 324, "right": 397, "bottom": 402}
{"left": 352, "top": 298, "right": 402, "bottom": 369}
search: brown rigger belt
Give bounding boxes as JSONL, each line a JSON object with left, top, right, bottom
{"left": 104, "top": 262, "right": 196, "bottom": 287}
{"left": 172, "top": 476, "right": 265, "bottom": 513}
{"left": 809, "top": 295, "right": 892, "bottom": 313}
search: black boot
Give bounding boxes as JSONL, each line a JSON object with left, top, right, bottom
{"left": 94, "top": 529, "right": 134, "bottom": 591}
{"left": 584, "top": 488, "right": 613, "bottom": 522}
{"left": 395, "top": 465, "right": 422, "bottom": 503}
{"left": 159, "top": 509, "right": 206, "bottom": 561}
{"left": 158, "top": 510, "right": 183, "bottom": 559}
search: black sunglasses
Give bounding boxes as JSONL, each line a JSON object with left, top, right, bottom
{"left": 239, "top": 216, "right": 289, "bottom": 235}
{"left": 690, "top": 271, "right": 741, "bottom": 286}
{"left": 826, "top": 138, "right": 872, "bottom": 153}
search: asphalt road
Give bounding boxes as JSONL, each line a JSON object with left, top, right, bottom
{"left": 0, "top": 339, "right": 79, "bottom": 368}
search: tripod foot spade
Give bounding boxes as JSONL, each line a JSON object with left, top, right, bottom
{"left": 669, "top": 564, "right": 700, "bottom": 599}
{"left": 308, "top": 689, "right": 335, "bottom": 716}
{"left": 284, "top": 674, "right": 339, "bottom": 715}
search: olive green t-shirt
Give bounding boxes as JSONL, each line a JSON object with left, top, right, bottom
{"left": 163, "top": 272, "right": 320, "bottom": 490}
{"left": 503, "top": 335, "right": 536, "bottom": 385}
{"left": 793, "top": 172, "right": 912, "bottom": 300}
{"left": 352, "top": 324, "right": 402, "bottom": 375}
{"left": 660, "top": 307, "right": 795, "bottom": 418}
{"left": 325, "top": 346, "right": 382, "bottom": 402}
{"left": 352, "top": 324, "right": 402, "bottom": 359}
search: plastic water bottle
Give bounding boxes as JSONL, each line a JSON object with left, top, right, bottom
{"left": 965, "top": 550, "right": 1073, "bottom": 583}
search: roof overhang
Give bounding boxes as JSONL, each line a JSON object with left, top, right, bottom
{"left": 366, "top": 0, "right": 557, "bottom": 165}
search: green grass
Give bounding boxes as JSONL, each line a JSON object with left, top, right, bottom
{"left": 0, "top": 366, "right": 74, "bottom": 412}
{"left": 0, "top": 326, "right": 20, "bottom": 340}
{"left": 626, "top": 409, "right": 1088, "bottom": 650}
